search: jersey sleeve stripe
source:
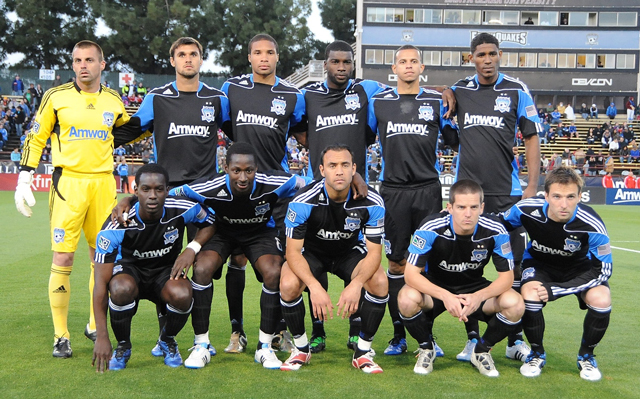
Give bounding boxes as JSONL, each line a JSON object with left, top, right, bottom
{"left": 575, "top": 208, "right": 607, "bottom": 235}
{"left": 550, "top": 263, "right": 611, "bottom": 297}
{"left": 478, "top": 217, "right": 509, "bottom": 235}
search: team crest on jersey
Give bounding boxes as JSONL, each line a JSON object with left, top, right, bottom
{"left": 270, "top": 98, "right": 287, "bottom": 116}
{"left": 522, "top": 267, "right": 535, "bottom": 280}
{"left": 32, "top": 121, "right": 40, "bottom": 133}
{"left": 344, "top": 217, "right": 361, "bottom": 231}
{"left": 494, "top": 96, "right": 511, "bottom": 113}
{"left": 98, "top": 236, "right": 111, "bottom": 251}
{"left": 172, "top": 187, "right": 185, "bottom": 197}
{"left": 344, "top": 93, "right": 361, "bottom": 111}
{"left": 563, "top": 238, "right": 581, "bottom": 253}
{"left": 418, "top": 105, "right": 434, "bottom": 122}
{"left": 102, "top": 112, "right": 115, "bottom": 127}
{"left": 383, "top": 239, "right": 392, "bottom": 255}
{"left": 112, "top": 265, "right": 123, "bottom": 275}
{"left": 201, "top": 105, "right": 216, "bottom": 123}
{"left": 255, "top": 203, "right": 270, "bottom": 216}
{"left": 471, "top": 249, "right": 488, "bottom": 262}
{"left": 287, "top": 209, "right": 297, "bottom": 223}
{"left": 411, "top": 235, "right": 426, "bottom": 250}
{"left": 53, "top": 228, "right": 65, "bottom": 244}
{"left": 164, "top": 228, "right": 179, "bottom": 245}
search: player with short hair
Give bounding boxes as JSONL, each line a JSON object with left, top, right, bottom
{"left": 15, "top": 40, "right": 131, "bottom": 357}
{"left": 367, "top": 44, "right": 458, "bottom": 356}
{"left": 398, "top": 179, "right": 523, "bottom": 377}
{"left": 279, "top": 145, "right": 389, "bottom": 373}
{"left": 500, "top": 167, "right": 612, "bottom": 381}
{"left": 450, "top": 32, "right": 541, "bottom": 362}
{"left": 92, "top": 164, "right": 215, "bottom": 372}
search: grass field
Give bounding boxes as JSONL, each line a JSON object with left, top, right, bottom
{"left": 1, "top": 191, "right": 638, "bottom": 398}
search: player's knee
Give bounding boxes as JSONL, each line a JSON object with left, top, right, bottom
{"left": 53, "top": 252, "right": 74, "bottom": 267}
{"left": 109, "top": 278, "right": 137, "bottom": 304}
{"left": 520, "top": 282, "right": 539, "bottom": 301}
{"left": 500, "top": 290, "right": 525, "bottom": 319}
{"left": 367, "top": 267, "right": 388, "bottom": 296}
{"left": 387, "top": 259, "right": 405, "bottom": 275}
{"left": 192, "top": 253, "right": 218, "bottom": 283}
{"left": 164, "top": 282, "right": 192, "bottom": 310}
{"left": 279, "top": 269, "right": 302, "bottom": 300}
{"left": 397, "top": 285, "right": 421, "bottom": 316}
{"left": 261, "top": 266, "right": 281, "bottom": 291}
{"left": 584, "top": 286, "right": 611, "bottom": 309}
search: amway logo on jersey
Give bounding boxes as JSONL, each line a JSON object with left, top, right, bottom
{"left": 316, "top": 114, "right": 358, "bottom": 131}
{"left": 438, "top": 260, "right": 482, "bottom": 272}
{"left": 386, "top": 122, "right": 429, "bottom": 136}
{"left": 133, "top": 247, "right": 171, "bottom": 259}
{"left": 571, "top": 78, "right": 612, "bottom": 87}
{"left": 236, "top": 110, "right": 278, "bottom": 128}
{"left": 68, "top": 126, "right": 109, "bottom": 141}
{"left": 222, "top": 215, "right": 267, "bottom": 224}
{"left": 531, "top": 240, "right": 572, "bottom": 257}
{"left": 464, "top": 113, "right": 504, "bottom": 128}
{"left": 316, "top": 229, "right": 354, "bottom": 240}
{"left": 168, "top": 123, "right": 211, "bottom": 138}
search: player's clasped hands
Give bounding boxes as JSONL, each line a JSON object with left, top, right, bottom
{"left": 457, "top": 292, "right": 483, "bottom": 321}
{"left": 442, "top": 292, "right": 468, "bottom": 322}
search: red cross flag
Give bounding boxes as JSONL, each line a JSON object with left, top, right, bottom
{"left": 119, "top": 73, "right": 135, "bottom": 87}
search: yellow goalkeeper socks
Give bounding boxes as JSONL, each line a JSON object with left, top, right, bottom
{"left": 88, "top": 262, "right": 96, "bottom": 331}
{"left": 49, "top": 264, "right": 72, "bottom": 339}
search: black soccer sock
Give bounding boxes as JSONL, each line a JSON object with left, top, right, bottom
{"left": 349, "top": 287, "right": 365, "bottom": 337}
{"left": 400, "top": 310, "right": 433, "bottom": 350}
{"left": 387, "top": 271, "right": 406, "bottom": 338}
{"left": 109, "top": 299, "right": 137, "bottom": 346}
{"left": 162, "top": 300, "right": 193, "bottom": 340}
{"left": 260, "top": 284, "right": 280, "bottom": 336}
{"left": 464, "top": 319, "right": 480, "bottom": 340}
{"left": 226, "top": 265, "right": 245, "bottom": 334}
{"left": 507, "top": 327, "right": 525, "bottom": 346}
{"left": 523, "top": 300, "right": 546, "bottom": 353}
{"left": 309, "top": 273, "right": 328, "bottom": 337}
{"left": 190, "top": 280, "right": 213, "bottom": 336}
{"left": 276, "top": 318, "right": 287, "bottom": 333}
{"left": 477, "top": 312, "right": 520, "bottom": 352}
{"left": 579, "top": 305, "right": 611, "bottom": 356}
{"left": 281, "top": 295, "right": 306, "bottom": 338}
{"left": 359, "top": 291, "right": 388, "bottom": 342}
{"left": 156, "top": 302, "right": 167, "bottom": 336}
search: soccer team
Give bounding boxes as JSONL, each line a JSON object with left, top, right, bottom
{"left": 15, "top": 32, "right": 612, "bottom": 381}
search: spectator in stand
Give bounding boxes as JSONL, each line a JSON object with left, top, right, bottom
{"left": 121, "top": 93, "right": 130, "bottom": 106}
{"left": 617, "top": 136, "right": 629, "bottom": 163}
{"left": 580, "top": 103, "right": 590, "bottom": 120}
{"left": 608, "top": 133, "right": 619, "bottom": 154}
{"left": 624, "top": 171, "right": 637, "bottom": 188}
{"left": 0, "top": 122, "right": 7, "bottom": 151}
{"left": 550, "top": 108, "right": 562, "bottom": 124}
{"left": 451, "top": 151, "right": 458, "bottom": 173}
{"left": 557, "top": 102, "right": 566, "bottom": 117}
{"left": 568, "top": 122, "right": 578, "bottom": 139}
{"left": 13, "top": 106, "right": 25, "bottom": 137}
{"left": 561, "top": 148, "right": 573, "bottom": 167}
{"left": 12, "top": 75, "right": 24, "bottom": 96}
{"left": 117, "top": 159, "right": 130, "bottom": 193}
{"left": 121, "top": 83, "right": 131, "bottom": 97}
{"left": 19, "top": 99, "right": 30, "bottom": 118}
{"left": 629, "top": 144, "right": 639, "bottom": 162}
{"left": 586, "top": 128, "right": 595, "bottom": 145}
{"left": 601, "top": 130, "right": 611, "bottom": 148}
{"left": 564, "top": 103, "right": 575, "bottom": 121}
{"left": 602, "top": 172, "right": 613, "bottom": 188}
{"left": 516, "top": 129, "right": 524, "bottom": 146}
{"left": 540, "top": 154, "right": 549, "bottom": 173}
{"left": 574, "top": 148, "right": 586, "bottom": 170}
{"left": 114, "top": 145, "right": 126, "bottom": 163}
{"left": 135, "top": 82, "right": 147, "bottom": 99}
{"left": 545, "top": 103, "right": 554, "bottom": 115}
{"left": 539, "top": 120, "right": 550, "bottom": 145}
{"left": 34, "top": 84, "right": 44, "bottom": 112}
{"left": 626, "top": 97, "right": 635, "bottom": 121}
{"left": 52, "top": 75, "right": 63, "bottom": 88}
{"left": 547, "top": 127, "right": 557, "bottom": 144}
{"left": 11, "top": 147, "right": 21, "bottom": 168}
{"left": 608, "top": 103, "right": 618, "bottom": 120}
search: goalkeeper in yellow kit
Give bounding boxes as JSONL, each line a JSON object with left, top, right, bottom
{"left": 15, "top": 40, "right": 131, "bottom": 358}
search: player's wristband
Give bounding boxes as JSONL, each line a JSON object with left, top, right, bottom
{"left": 186, "top": 241, "right": 202, "bottom": 255}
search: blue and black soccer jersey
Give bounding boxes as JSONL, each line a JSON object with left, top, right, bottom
{"left": 221, "top": 75, "right": 305, "bottom": 172}
{"left": 297, "top": 79, "right": 386, "bottom": 179}
{"left": 367, "top": 87, "right": 458, "bottom": 185}
{"left": 94, "top": 197, "right": 214, "bottom": 270}
{"left": 452, "top": 73, "right": 541, "bottom": 196}
{"left": 170, "top": 171, "right": 305, "bottom": 237}
{"left": 113, "top": 82, "right": 230, "bottom": 186}
{"left": 285, "top": 180, "right": 385, "bottom": 257}
{"left": 500, "top": 197, "right": 612, "bottom": 283}
{"left": 407, "top": 212, "right": 514, "bottom": 293}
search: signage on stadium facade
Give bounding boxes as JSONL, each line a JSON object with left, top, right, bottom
{"left": 605, "top": 188, "right": 640, "bottom": 205}
{"left": 471, "top": 31, "right": 527, "bottom": 46}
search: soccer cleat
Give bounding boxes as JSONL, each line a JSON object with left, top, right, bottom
{"left": 151, "top": 340, "right": 163, "bottom": 357}
{"left": 506, "top": 340, "right": 531, "bottom": 362}
{"left": 347, "top": 335, "right": 359, "bottom": 351}
{"left": 84, "top": 324, "right": 97, "bottom": 342}
{"left": 352, "top": 350, "right": 383, "bottom": 374}
{"left": 184, "top": 343, "right": 212, "bottom": 369}
{"left": 272, "top": 330, "right": 295, "bottom": 353}
{"left": 280, "top": 347, "right": 311, "bottom": 371}
{"left": 456, "top": 338, "right": 477, "bottom": 362}
{"left": 413, "top": 348, "right": 436, "bottom": 375}
{"left": 53, "top": 337, "right": 73, "bottom": 358}
{"left": 577, "top": 354, "right": 602, "bottom": 381}
{"left": 520, "top": 351, "right": 546, "bottom": 377}
{"left": 471, "top": 351, "right": 499, "bottom": 377}
{"left": 434, "top": 340, "right": 445, "bottom": 358}
{"left": 159, "top": 339, "right": 183, "bottom": 368}
{"left": 254, "top": 344, "right": 282, "bottom": 369}
{"left": 224, "top": 331, "right": 247, "bottom": 354}
{"left": 108, "top": 345, "right": 131, "bottom": 371}
{"left": 309, "top": 335, "right": 326, "bottom": 353}
{"left": 384, "top": 336, "right": 408, "bottom": 355}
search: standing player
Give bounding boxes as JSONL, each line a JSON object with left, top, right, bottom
{"left": 367, "top": 45, "right": 458, "bottom": 355}
{"left": 451, "top": 32, "right": 540, "bottom": 361}
{"left": 398, "top": 180, "right": 523, "bottom": 377}
{"left": 92, "top": 164, "right": 215, "bottom": 371}
{"left": 15, "top": 40, "right": 131, "bottom": 357}
{"left": 279, "top": 145, "right": 389, "bottom": 373}
{"left": 168, "top": 143, "right": 308, "bottom": 369}
{"left": 500, "top": 167, "right": 612, "bottom": 381}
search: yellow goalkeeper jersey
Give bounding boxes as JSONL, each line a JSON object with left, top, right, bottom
{"left": 21, "top": 82, "right": 130, "bottom": 174}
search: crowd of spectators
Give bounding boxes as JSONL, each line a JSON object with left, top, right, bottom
{"left": 120, "top": 81, "right": 149, "bottom": 107}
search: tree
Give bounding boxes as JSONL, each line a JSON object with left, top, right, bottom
{"left": 4, "top": 0, "right": 96, "bottom": 69}
{"left": 214, "top": 0, "right": 319, "bottom": 78}
{"left": 318, "top": 0, "right": 355, "bottom": 43}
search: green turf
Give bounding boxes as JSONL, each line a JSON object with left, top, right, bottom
{"left": 1, "top": 192, "right": 638, "bottom": 398}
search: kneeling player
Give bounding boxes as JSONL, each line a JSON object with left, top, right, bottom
{"left": 501, "top": 167, "right": 612, "bottom": 381}
{"left": 92, "top": 164, "right": 215, "bottom": 372}
{"left": 279, "top": 145, "right": 389, "bottom": 373}
{"left": 398, "top": 180, "right": 524, "bottom": 377}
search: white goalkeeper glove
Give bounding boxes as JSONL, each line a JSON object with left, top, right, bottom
{"left": 15, "top": 170, "right": 36, "bottom": 217}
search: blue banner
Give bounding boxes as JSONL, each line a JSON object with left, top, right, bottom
{"left": 605, "top": 188, "right": 640, "bottom": 205}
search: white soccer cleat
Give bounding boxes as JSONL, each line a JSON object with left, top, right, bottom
{"left": 577, "top": 354, "right": 602, "bottom": 381}
{"left": 184, "top": 343, "right": 212, "bottom": 369}
{"left": 280, "top": 347, "right": 311, "bottom": 371}
{"left": 520, "top": 351, "right": 546, "bottom": 377}
{"left": 506, "top": 339, "right": 531, "bottom": 362}
{"left": 352, "top": 350, "right": 383, "bottom": 374}
{"left": 413, "top": 348, "right": 436, "bottom": 375}
{"left": 456, "top": 338, "right": 477, "bottom": 362}
{"left": 471, "top": 351, "right": 500, "bottom": 377}
{"left": 254, "top": 344, "right": 282, "bottom": 369}
{"left": 15, "top": 170, "right": 36, "bottom": 217}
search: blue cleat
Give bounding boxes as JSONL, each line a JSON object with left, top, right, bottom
{"left": 434, "top": 340, "right": 445, "bottom": 358}
{"left": 151, "top": 340, "right": 163, "bottom": 357}
{"left": 577, "top": 354, "right": 602, "bottom": 381}
{"left": 109, "top": 345, "right": 131, "bottom": 371}
{"left": 159, "top": 339, "right": 183, "bottom": 368}
{"left": 456, "top": 338, "right": 477, "bottom": 362}
{"left": 384, "top": 337, "right": 408, "bottom": 355}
